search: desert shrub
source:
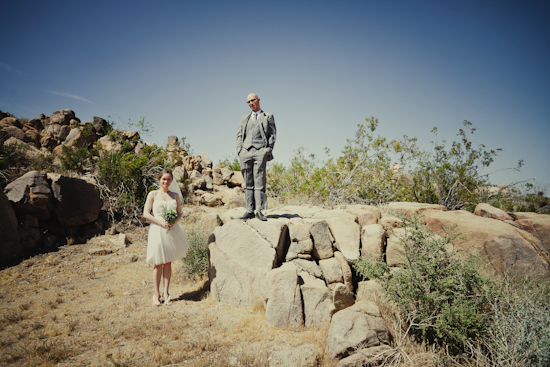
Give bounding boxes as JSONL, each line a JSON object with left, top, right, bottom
{"left": 0, "top": 139, "right": 55, "bottom": 185}
{"left": 183, "top": 223, "right": 212, "bottom": 276}
{"left": 59, "top": 123, "right": 99, "bottom": 174}
{"left": 354, "top": 215, "right": 492, "bottom": 354}
{"left": 0, "top": 139, "right": 29, "bottom": 180}
{"left": 97, "top": 144, "right": 169, "bottom": 221}
{"left": 268, "top": 119, "right": 418, "bottom": 206}
{"left": 60, "top": 145, "right": 93, "bottom": 173}
{"left": 353, "top": 253, "right": 389, "bottom": 280}
{"left": 400, "top": 121, "right": 522, "bottom": 211}
{"left": 484, "top": 273, "right": 550, "bottom": 367}
{"left": 219, "top": 155, "right": 240, "bottom": 171}
{"left": 268, "top": 118, "right": 525, "bottom": 210}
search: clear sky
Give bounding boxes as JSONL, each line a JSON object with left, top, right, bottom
{"left": 2, "top": 0, "right": 549, "bottom": 187}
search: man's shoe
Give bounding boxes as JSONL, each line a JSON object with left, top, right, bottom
{"left": 240, "top": 211, "right": 255, "bottom": 220}
{"left": 256, "top": 211, "right": 267, "bottom": 221}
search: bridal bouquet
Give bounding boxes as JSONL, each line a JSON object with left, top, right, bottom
{"left": 161, "top": 209, "right": 178, "bottom": 233}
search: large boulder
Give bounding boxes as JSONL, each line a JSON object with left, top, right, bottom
{"left": 0, "top": 125, "right": 34, "bottom": 145}
{"left": 343, "top": 204, "right": 381, "bottom": 226}
{"left": 361, "top": 224, "right": 385, "bottom": 258}
{"left": 212, "top": 165, "right": 224, "bottom": 185}
{"left": 334, "top": 251, "right": 353, "bottom": 292}
{"left": 512, "top": 212, "right": 550, "bottom": 255}
{"left": 220, "top": 187, "right": 246, "bottom": 208}
{"left": 385, "top": 228, "right": 407, "bottom": 267}
{"left": 48, "top": 174, "right": 103, "bottom": 226}
{"left": 63, "top": 122, "right": 98, "bottom": 147}
{"left": 4, "top": 171, "right": 52, "bottom": 220}
{"left": 290, "top": 258, "right": 323, "bottom": 279}
{"left": 3, "top": 137, "right": 43, "bottom": 160}
{"left": 199, "top": 192, "right": 223, "bottom": 207}
{"left": 474, "top": 203, "right": 514, "bottom": 221}
{"left": 313, "top": 210, "right": 360, "bottom": 264}
{"left": 247, "top": 218, "right": 290, "bottom": 266}
{"left": 49, "top": 109, "right": 75, "bottom": 125}
{"left": 0, "top": 190, "right": 23, "bottom": 266}
{"left": 326, "top": 301, "right": 390, "bottom": 361}
{"left": 92, "top": 116, "right": 109, "bottom": 136}
{"left": 264, "top": 263, "right": 304, "bottom": 329}
{"left": 386, "top": 202, "right": 447, "bottom": 218}
{"left": 0, "top": 117, "right": 22, "bottom": 129}
{"left": 423, "top": 210, "right": 549, "bottom": 275}
{"left": 306, "top": 219, "right": 335, "bottom": 260}
{"left": 225, "top": 170, "right": 244, "bottom": 187}
{"left": 201, "top": 152, "right": 212, "bottom": 168}
{"left": 332, "top": 283, "right": 355, "bottom": 311}
{"left": 300, "top": 272, "right": 336, "bottom": 328}
{"left": 208, "top": 220, "right": 277, "bottom": 307}
{"left": 319, "top": 257, "right": 343, "bottom": 284}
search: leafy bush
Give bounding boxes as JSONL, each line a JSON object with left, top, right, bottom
{"left": 267, "top": 118, "right": 526, "bottom": 211}
{"left": 353, "top": 253, "right": 389, "bottom": 280}
{"left": 267, "top": 118, "right": 415, "bottom": 206}
{"left": 183, "top": 222, "right": 212, "bottom": 276}
{"left": 354, "top": 215, "right": 491, "bottom": 354}
{"left": 97, "top": 144, "right": 169, "bottom": 221}
{"left": 404, "top": 121, "right": 522, "bottom": 211}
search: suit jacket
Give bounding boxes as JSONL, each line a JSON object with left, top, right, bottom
{"left": 236, "top": 111, "right": 276, "bottom": 161}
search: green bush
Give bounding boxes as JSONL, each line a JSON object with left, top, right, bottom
{"left": 353, "top": 253, "right": 389, "bottom": 280}
{"left": 267, "top": 118, "right": 526, "bottom": 211}
{"left": 219, "top": 155, "right": 240, "bottom": 171}
{"left": 97, "top": 144, "right": 169, "bottom": 221}
{"left": 183, "top": 223, "right": 211, "bottom": 276}
{"left": 355, "top": 215, "right": 491, "bottom": 354}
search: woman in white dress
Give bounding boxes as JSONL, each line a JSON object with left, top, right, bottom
{"left": 143, "top": 169, "right": 189, "bottom": 306}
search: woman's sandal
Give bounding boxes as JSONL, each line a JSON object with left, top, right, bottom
{"left": 152, "top": 296, "right": 162, "bottom": 307}
{"left": 164, "top": 294, "right": 173, "bottom": 306}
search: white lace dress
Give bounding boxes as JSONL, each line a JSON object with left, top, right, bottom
{"left": 146, "top": 199, "right": 190, "bottom": 265}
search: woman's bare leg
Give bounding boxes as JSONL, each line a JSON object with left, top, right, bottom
{"left": 152, "top": 264, "right": 163, "bottom": 305}
{"left": 163, "top": 262, "right": 172, "bottom": 305}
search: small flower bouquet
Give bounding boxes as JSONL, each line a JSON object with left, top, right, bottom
{"left": 161, "top": 209, "right": 178, "bottom": 233}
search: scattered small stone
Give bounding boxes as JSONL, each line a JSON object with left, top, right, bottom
{"left": 126, "top": 254, "right": 139, "bottom": 263}
{"left": 88, "top": 247, "right": 113, "bottom": 256}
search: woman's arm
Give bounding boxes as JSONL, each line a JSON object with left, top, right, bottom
{"left": 143, "top": 191, "right": 167, "bottom": 227}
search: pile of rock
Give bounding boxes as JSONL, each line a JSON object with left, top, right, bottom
{"left": 0, "top": 109, "right": 115, "bottom": 156}
{"left": 163, "top": 136, "right": 246, "bottom": 208}
{"left": 1, "top": 171, "right": 106, "bottom": 267}
{"left": 207, "top": 202, "right": 550, "bottom": 365}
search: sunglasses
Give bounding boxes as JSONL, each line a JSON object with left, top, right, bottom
{"left": 247, "top": 98, "right": 258, "bottom": 104}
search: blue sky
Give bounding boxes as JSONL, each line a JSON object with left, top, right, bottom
{"left": 2, "top": 0, "right": 549, "bottom": 187}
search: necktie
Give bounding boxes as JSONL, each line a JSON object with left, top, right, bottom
{"left": 253, "top": 112, "right": 257, "bottom": 121}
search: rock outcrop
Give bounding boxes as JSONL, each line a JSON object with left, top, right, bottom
{"left": 2, "top": 170, "right": 106, "bottom": 266}
{"left": 208, "top": 202, "right": 550, "bottom": 365}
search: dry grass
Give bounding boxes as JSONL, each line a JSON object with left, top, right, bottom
{"left": 0, "top": 206, "right": 335, "bottom": 367}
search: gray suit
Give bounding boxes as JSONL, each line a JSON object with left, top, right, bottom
{"left": 236, "top": 111, "right": 276, "bottom": 212}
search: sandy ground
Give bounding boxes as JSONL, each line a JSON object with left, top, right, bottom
{"left": 0, "top": 205, "right": 332, "bottom": 367}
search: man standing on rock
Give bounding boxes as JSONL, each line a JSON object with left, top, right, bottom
{"left": 236, "top": 93, "right": 276, "bottom": 221}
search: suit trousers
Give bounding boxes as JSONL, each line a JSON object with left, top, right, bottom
{"left": 239, "top": 146, "right": 268, "bottom": 212}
